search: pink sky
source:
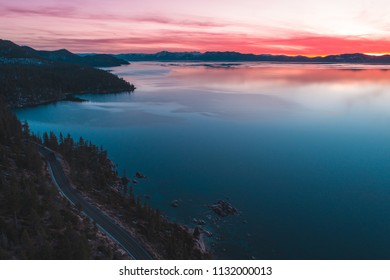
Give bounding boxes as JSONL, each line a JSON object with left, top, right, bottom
{"left": 1, "top": 0, "right": 390, "bottom": 55}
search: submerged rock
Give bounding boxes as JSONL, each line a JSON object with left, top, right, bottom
{"left": 210, "top": 200, "right": 238, "bottom": 217}
{"left": 192, "top": 218, "right": 206, "bottom": 226}
{"left": 171, "top": 200, "right": 179, "bottom": 208}
{"left": 135, "top": 172, "right": 146, "bottom": 179}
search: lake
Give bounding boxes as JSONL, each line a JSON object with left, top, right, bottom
{"left": 16, "top": 62, "right": 390, "bottom": 259}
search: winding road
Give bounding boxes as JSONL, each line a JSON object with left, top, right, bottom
{"left": 38, "top": 145, "right": 153, "bottom": 260}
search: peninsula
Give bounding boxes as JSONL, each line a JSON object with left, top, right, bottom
{"left": 0, "top": 39, "right": 133, "bottom": 108}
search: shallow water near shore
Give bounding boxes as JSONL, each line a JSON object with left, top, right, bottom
{"left": 16, "top": 62, "right": 390, "bottom": 259}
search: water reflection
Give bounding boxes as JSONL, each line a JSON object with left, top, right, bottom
{"left": 167, "top": 63, "right": 390, "bottom": 87}
{"left": 16, "top": 62, "right": 390, "bottom": 259}
{"left": 112, "top": 63, "right": 390, "bottom": 120}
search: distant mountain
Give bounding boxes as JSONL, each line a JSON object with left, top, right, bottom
{"left": 115, "top": 51, "right": 309, "bottom": 62}
{"left": 316, "top": 53, "right": 390, "bottom": 63}
{"left": 0, "top": 39, "right": 129, "bottom": 67}
{"left": 0, "top": 40, "right": 40, "bottom": 59}
{"left": 36, "top": 48, "right": 81, "bottom": 62}
{"left": 116, "top": 51, "right": 390, "bottom": 64}
{"left": 37, "top": 49, "right": 129, "bottom": 67}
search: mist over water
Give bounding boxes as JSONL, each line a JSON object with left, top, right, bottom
{"left": 16, "top": 62, "right": 390, "bottom": 259}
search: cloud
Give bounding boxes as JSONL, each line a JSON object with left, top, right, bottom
{"left": 2, "top": 3, "right": 390, "bottom": 55}
{"left": 18, "top": 29, "right": 390, "bottom": 55}
{"left": 130, "top": 15, "right": 227, "bottom": 28}
{"left": 0, "top": 5, "right": 226, "bottom": 29}
{"left": 0, "top": 5, "right": 77, "bottom": 17}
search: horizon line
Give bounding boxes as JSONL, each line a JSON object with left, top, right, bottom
{"left": 76, "top": 50, "right": 390, "bottom": 58}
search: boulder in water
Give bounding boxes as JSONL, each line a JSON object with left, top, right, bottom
{"left": 210, "top": 200, "right": 238, "bottom": 217}
{"left": 171, "top": 200, "right": 179, "bottom": 208}
{"left": 135, "top": 172, "right": 146, "bottom": 179}
{"left": 192, "top": 218, "right": 206, "bottom": 225}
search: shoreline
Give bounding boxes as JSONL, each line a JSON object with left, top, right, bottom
{"left": 11, "top": 90, "right": 134, "bottom": 109}
{"left": 127, "top": 60, "right": 390, "bottom": 65}
{"left": 29, "top": 133, "right": 212, "bottom": 259}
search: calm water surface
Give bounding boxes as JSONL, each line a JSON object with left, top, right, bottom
{"left": 16, "top": 62, "right": 390, "bottom": 259}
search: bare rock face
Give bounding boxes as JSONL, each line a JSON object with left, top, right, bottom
{"left": 210, "top": 200, "right": 238, "bottom": 217}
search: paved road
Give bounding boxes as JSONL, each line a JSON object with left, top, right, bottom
{"left": 39, "top": 145, "right": 153, "bottom": 260}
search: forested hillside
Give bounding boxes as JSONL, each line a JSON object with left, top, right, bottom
{"left": 0, "top": 99, "right": 210, "bottom": 259}
{"left": 0, "top": 39, "right": 128, "bottom": 67}
{"left": 0, "top": 39, "right": 210, "bottom": 260}
{"left": 0, "top": 99, "right": 125, "bottom": 259}
{"left": 38, "top": 132, "right": 210, "bottom": 259}
{"left": 0, "top": 39, "right": 134, "bottom": 107}
{"left": 0, "top": 63, "right": 134, "bottom": 107}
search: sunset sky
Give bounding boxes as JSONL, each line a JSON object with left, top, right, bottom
{"left": 1, "top": 0, "right": 390, "bottom": 55}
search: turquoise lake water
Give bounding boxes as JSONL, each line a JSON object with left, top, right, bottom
{"left": 16, "top": 62, "right": 390, "bottom": 259}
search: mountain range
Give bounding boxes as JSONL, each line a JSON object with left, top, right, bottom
{"left": 116, "top": 51, "right": 390, "bottom": 64}
{"left": 0, "top": 39, "right": 134, "bottom": 107}
{"left": 3, "top": 38, "right": 390, "bottom": 64}
{"left": 0, "top": 39, "right": 129, "bottom": 67}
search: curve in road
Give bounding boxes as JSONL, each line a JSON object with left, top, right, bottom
{"left": 39, "top": 145, "right": 153, "bottom": 260}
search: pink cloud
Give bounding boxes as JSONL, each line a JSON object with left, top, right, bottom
{"left": 130, "top": 15, "right": 227, "bottom": 28}
{"left": 2, "top": 2, "right": 390, "bottom": 55}
{"left": 0, "top": 5, "right": 226, "bottom": 29}
{"left": 15, "top": 30, "right": 390, "bottom": 55}
{"left": 0, "top": 5, "right": 77, "bottom": 17}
